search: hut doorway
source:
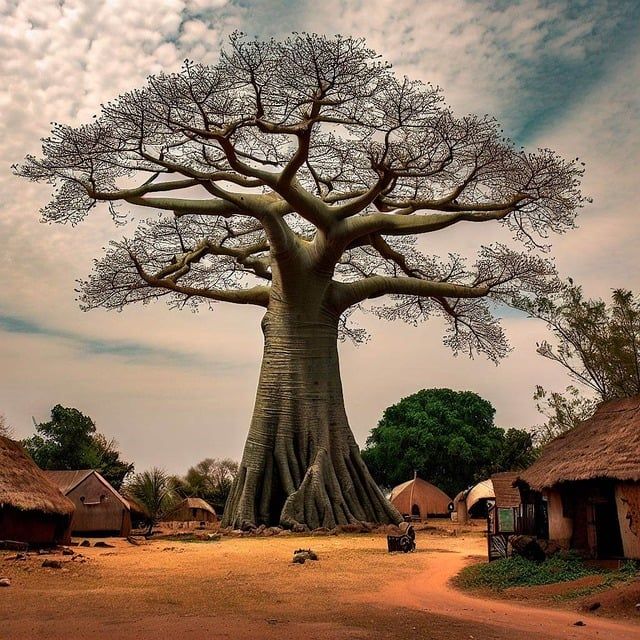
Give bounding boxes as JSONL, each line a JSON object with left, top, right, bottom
{"left": 411, "top": 504, "right": 421, "bottom": 520}
{"left": 594, "top": 492, "right": 624, "bottom": 558}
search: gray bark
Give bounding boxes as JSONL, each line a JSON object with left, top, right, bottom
{"left": 221, "top": 300, "right": 402, "bottom": 529}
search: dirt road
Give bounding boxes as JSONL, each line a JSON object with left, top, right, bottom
{"left": 0, "top": 529, "right": 638, "bottom": 639}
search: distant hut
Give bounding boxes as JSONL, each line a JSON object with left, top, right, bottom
{"left": 0, "top": 436, "right": 74, "bottom": 545}
{"left": 44, "top": 470, "right": 132, "bottom": 537}
{"left": 389, "top": 475, "right": 452, "bottom": 519}
{"left": 166, "top": 497, "right": 217, "bottom": 524}
{"left": 454, "top": 479, "right": 495, "bottom": 523}
{"left": 518, "top": 396, "right": 640, "bottom": 559}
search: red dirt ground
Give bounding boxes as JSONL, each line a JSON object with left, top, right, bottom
{"left": 0, "top": 527, "right": 638, "bottom": 639}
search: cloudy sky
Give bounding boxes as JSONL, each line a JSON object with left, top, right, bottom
{"left": 1, "top": 0, "right": 638, "bottom": 474}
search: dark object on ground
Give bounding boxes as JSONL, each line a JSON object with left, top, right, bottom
{"left": 126, "top": 536, "right": 146, "bottom": 545}
{"left": 509, "top": 535, "right": 561, "bottom": 563}
{"left": 0, "top": 578, "right": 10, "bottom": 587}
{"left": 42, "top": 559, "right": 62, "bottom": 569}
{"left": 61, "top": 547, "right": 74, "bottom": 556}
{"left": 4, "top": 553, "right": 27, "bottom": 561}
{"left": 93, "top": 541, "right": 115, "bottom": 548}
{"left": 586, "top": 602, "right": 601, "bottom": 611}
{"left": 573, "top": 621, "right": 586, "bottom": 626}
{"left": 293, "top": 549, "right": 318, "bottom": 564}
{"left": 387, "top": 523, "right": 416, "bottom": 553}
{"left": 0, "top": 540, "right": 28, "bottom": 551}
{"left": 79, "top": 540, "right": 91, "bottom": 547}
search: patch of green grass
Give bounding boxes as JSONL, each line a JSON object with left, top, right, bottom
{"left": 454, "top": 553, "right": 604, "bottom": 591}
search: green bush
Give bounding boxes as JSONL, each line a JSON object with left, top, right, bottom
{"left": 455, "top": 554, "right": 602, "bottom": 591}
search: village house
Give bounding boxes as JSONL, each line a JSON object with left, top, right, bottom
{"left": 0, "top": 436, "right": 75, "bottom": 545}
{"left": 44, "top": 470, "right": 132, "bottom": 537}
{"left": 518, "top": 396, "right": 640, "bottom": 560}
{"left": 389, "top": 474, "right": 452, "bottom": 520}
{"left": 165, "top": 497, "right": 217, "bottom": 524}
{"left": 452, "top": 478, "right": 495, "bottom": 523}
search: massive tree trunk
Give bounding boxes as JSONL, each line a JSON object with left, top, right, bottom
{"left": 222, "top": 299, "right": 402, "bottom": 530}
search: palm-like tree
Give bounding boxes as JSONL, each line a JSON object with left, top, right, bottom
{"left": 125, "top": 468, "right": 176, "bottom": 535}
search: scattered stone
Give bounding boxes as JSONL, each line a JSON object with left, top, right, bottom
{"left": 0, "top": 578, "right": 10, "bottom": 587}
{"left": 291, "top": 524, "right": 309, "bottom": 533}
{"left": 4, "top": 552, "right": 27, "bottom": 561}
{"left": 230, "top": 529, "right": 245, "bottom": 536}
{"left": 79, "top": 540, "right": 91, "bottom": 547}
{"left": 42, "top": 559, "right": 63, "bottom": 569}
{"left": 573, "top": 621, "right": 586, "bottom": 627}
{"left": 206, "top": 533, "right": 222, "bottom": 541}
{"left": 61, "top": 548, "right": 74, "bottom": 556}
{"left": 255, "top": 524, "right": 267, "bottom": 535}
{"left": 635, "top": 602, "right": 640, "bottom": 612}
{"left": 586, "top": 602, "right": 601, "bottom": 612}
{"left": 292, "top": 554, "right": 306, "bottom": 564}
{"left": 126, "top": 536, "right": 145, "bottom": 546}
{"left": 293, "top": 548, "right": 318, "bottom": 563}
{"left": 93, "top": 541, "right": 115, "bottom": 548}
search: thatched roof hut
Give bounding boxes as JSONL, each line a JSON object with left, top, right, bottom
{"left": 389, "top": 475, "right": 452, "bottom": 518}
{"left": 166, "top": 497, "right": 217, "bottom": 523}
{"left": 44, "top": 470, "right": 132, "bottom": 537}
{"left": 520, "top": 396, "right": 640, "bottom": 490}
{"left": 518, "top": 396, "right": 640, "bottom": 560}
{"left": 0, "top": 436, "right": 74, "bottom": 545}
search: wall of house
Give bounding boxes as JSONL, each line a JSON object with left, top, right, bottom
{"left": 615, "top": 482, "right": 640, "bottom": 559}
{"left": 169, "top": 506, "right": 216, "bottom": 523}
{"left": 545, "top": 488, "right": 573, "bottom": 548}
{"left": 0, "top": 507, "right": 71, "bottom": 545}
{"left": 67, "top": 475, "right": 130, "bottom": 535}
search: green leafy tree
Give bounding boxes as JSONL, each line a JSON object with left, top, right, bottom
{"left": 16, "top": 33, "right": 584, "bottom": 529}
{"left": 362, "top": 389, "right": 511, "bottom": 497}
{"left": 124, "top": 468, "right": 176, "bottom": 535}
{"left": 494, "top": 427, "right": 537, "bottom": 471}
{"left": 532, "top": 385, "right": 596, "bottom": 445}
{"left": 520, "top": 283, "right": 639, "bottom": 443}
{"left": 23, "top": 404, "right": 134, "bottom": 489}
{"left": 522, "top": 285, "right": 640, "bottom": 401}
{"left": 174, "top": 458, "right": 239, "bottom": 511}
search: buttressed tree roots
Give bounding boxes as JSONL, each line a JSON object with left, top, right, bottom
{"left": 16, "top": 33, "right": 585, "bottom": 529}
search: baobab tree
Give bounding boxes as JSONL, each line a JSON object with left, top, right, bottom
{"left": 16, "top": 34, "right": 585, "bottom": 530}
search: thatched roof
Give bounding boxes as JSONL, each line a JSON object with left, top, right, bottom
{"left": 519, "top": 395, "right": 640, "bottom": 491}
{"left": 122, "top": 495, "right": 150, "bottom": 518}
{"left": 491, "top": 472, "right": 521, "bottom": 507}
{"left": 171, "top": 497, "right": 216, "bottom": 515}
{"left": 44, "top": 470, "right": 130, "bottom": 508}
{"left": 0, "top": 437, "right": 75, "bottom": 516}
{"left": 389, "top": 476, "right": 452, "bottom": 515}
{"left": 42, "top": 470, "right": 93, "bottom": 494}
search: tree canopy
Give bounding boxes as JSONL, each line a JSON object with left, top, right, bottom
{"left": 23, "top": 404, "right": 134, "bottom": 489}
{"left": 362, "top": 388, "right": 535, "bottom": 497}
{"left": 16, "top": 32, "right": 584, "bottom": 360}
{"left": 521, "top": 284, "right": 640, "bottom": 401}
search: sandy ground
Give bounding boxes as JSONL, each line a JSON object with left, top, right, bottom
{"left": 0, "top": 527, "right": 638, "bottom": 640}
